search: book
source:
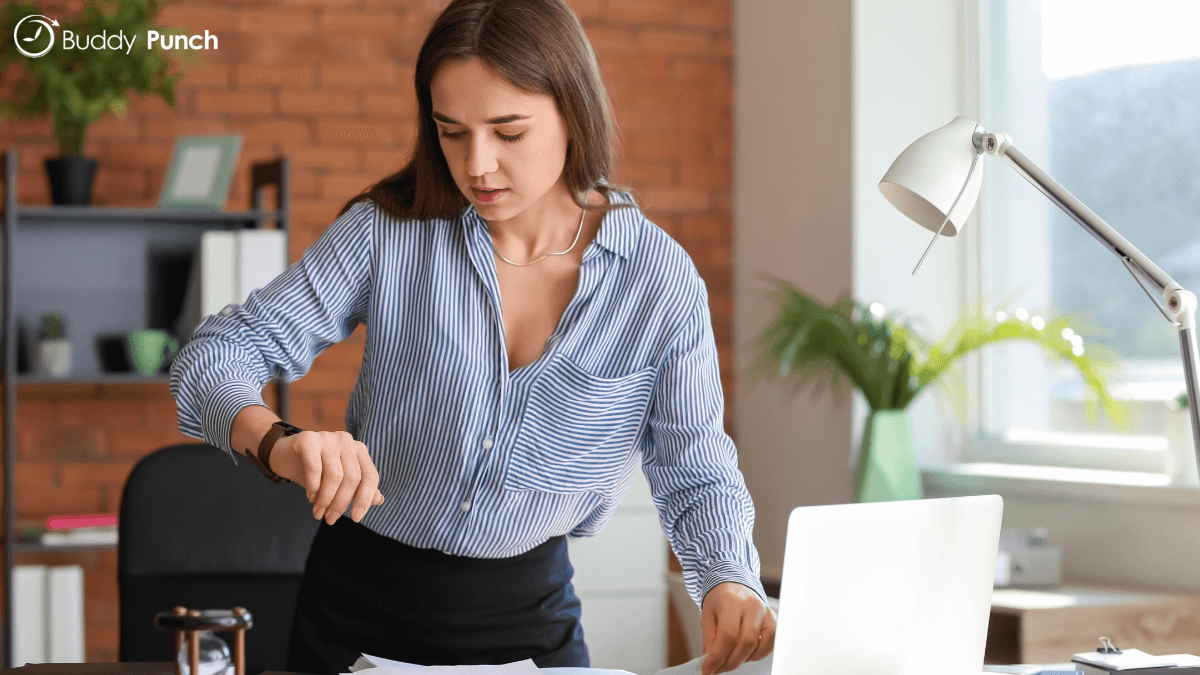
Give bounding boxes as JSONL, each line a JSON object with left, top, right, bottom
{"left": 47, "top": 566, "right": 85, "bottom": 662}
{"left": 13, "top": 565, "right": 88, "bottom": 665}
{"left": 46, "top": 514, "right": 117, "bottom": 529}
{"left": 176, "top": 229, "right": 286, "bottom": 343}
{"left": 14, "top": 565, "right": 47, "bottom": 666}
{"left": 41, "top": 525, "right": 117, "bottom": 546}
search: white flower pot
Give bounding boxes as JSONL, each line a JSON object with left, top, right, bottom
{"left": 37, "top": 338, "right": 72, "bottom": 378}
{"left": 1165, "top": 408, "right": 1200, "bottom": 487}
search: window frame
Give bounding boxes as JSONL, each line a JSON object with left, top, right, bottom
{"left": 952, "top": 0, "right": 1189, "bottom": 481}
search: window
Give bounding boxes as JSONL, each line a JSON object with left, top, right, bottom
{"left": 967, "top": 0, "right": 1200, "bottom": 478}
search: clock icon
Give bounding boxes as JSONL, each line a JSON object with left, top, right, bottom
{"left": 13, "top": 15, "right": 57, "bottom": 58}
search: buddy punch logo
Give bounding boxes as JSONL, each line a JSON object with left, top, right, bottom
{"left": 13, "top": 14, "right": 58, "bottom": 58}
{"left": 12, "top": 14, "right": 217, "bottom": 58}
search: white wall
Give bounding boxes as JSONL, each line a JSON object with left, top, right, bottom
{"left": 734, "top": 0, "right": 855, "bottom": 581}
{"left": 733, "top": 0, "right": 978, "bottom": 580}
{"left": 851, "top": 0, "right": 974, "bottom": 466}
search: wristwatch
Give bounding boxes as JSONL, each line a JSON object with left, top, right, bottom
{"left": 245, "top": 421, "right": 302, "bottom": 484}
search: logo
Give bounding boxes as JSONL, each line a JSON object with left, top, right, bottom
{"left": 13, "top": 14, "right": 58, "bottom": 58}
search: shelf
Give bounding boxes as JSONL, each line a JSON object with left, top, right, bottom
{"left": 15, "top": 373, "right": 172, "bottom": 385}
{"left": 15, "top": 206, "right": 282, "bottom": 225}
{"left": 13, "top": 541, "right": 117, "bottom": 554}
{"left": 3, "top": 149, "right": 292, "bottom": 668}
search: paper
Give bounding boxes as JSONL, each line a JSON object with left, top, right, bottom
{"left": 349, "top": 652, "right": 772, "bottom": 675}
{"left": 1073, "top": 648, "right": 1179, "bottom": 671}
{"left": 343, "top": 657, "right": 539, "bottom": 675}
{"left": 649, "top": 653, "right": 772, "bottom": 675}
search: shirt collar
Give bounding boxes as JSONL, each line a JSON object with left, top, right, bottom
{"left": 461, "top": 189, "right": 639, "bottom": 260}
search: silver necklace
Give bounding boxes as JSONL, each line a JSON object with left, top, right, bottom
{"left": 492, "top": 189, "right": 591, "bottom": 267}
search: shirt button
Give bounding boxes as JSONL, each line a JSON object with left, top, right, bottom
{"left": 442, "top": 549, "right": 452, "bottom": 555}
{"left": 481, "top": 437, "right": 493, "bottom": 449}
{"left": 460, "top": 500, "right": 471, "bottom": 512}
{"left": 220, "top": 306, "right": 233, "bottom": 316}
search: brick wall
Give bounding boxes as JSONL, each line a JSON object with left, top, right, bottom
{"left": 0, "top": 0, "right": 732, "bottom": 663}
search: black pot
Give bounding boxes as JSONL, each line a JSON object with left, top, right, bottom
{"left": 44, "top": 155, "right": 98, "bottom": 205}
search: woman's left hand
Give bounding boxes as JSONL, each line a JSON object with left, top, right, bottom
{"left": 700, "top": 582, "right": 776, "bottom": 675}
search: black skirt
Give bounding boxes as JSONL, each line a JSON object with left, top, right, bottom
{"left": 285, "top": 517, "right": 590, "bottom": 674}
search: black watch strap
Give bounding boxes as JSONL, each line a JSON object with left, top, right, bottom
{"left": 246, "top": 421, "right": 302, "bottom": 484}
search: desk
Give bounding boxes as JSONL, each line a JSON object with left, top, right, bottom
{"left": 985, "top": 581, "right": 1200, "bottom": 664}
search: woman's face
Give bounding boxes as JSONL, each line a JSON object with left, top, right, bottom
{"left": 429, "top": 57, "right": 571, "bottom": 217}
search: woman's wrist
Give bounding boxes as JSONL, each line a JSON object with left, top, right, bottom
{"left": 230, "top": 404, "right": 282, "bottom": 458}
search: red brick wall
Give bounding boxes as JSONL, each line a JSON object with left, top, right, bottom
{"left": 0, "top": 0, "right": 732, "bottom": 663}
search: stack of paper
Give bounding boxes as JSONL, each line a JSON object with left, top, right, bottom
{"left": 1073, "top": 648, "right": 1200, "bottom": 673}
{"left": 346, "top": 652, "right": 774, "bottom": 675}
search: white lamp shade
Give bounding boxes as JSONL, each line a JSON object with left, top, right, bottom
{"left": 878, "top": 115, "right": 983, "bottom": 237}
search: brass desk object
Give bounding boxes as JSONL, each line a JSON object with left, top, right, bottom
{"left": 153, "top": 606, "right": 252, "bottom": 675}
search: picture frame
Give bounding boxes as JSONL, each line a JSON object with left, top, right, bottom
{"left": 158, "top": 133, "right": 243, "bottom": 210}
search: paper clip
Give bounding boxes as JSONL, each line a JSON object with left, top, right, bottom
{"left": 1098, "top": 637, "right": 1122, "bottom": 654}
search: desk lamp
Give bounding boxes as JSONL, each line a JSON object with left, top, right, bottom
{"left": 877, "top": 115, "right": 1200, "bottom": 472}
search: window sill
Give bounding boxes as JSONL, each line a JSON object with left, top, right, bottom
{"left": 921, "top": 462, "right": 1200, "bottom": 509}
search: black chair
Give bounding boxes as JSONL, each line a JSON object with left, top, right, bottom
{"left": 118, "top": 443, "right": 320, "bottom": 674}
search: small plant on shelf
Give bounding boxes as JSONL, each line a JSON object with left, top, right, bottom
{"left": 35, "top": 311, "right": 71, "bottom": 378}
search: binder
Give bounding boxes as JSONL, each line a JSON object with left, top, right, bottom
{"left": 13, "top": 565, "right": 47, "bottom": 666}
{"left": 175, "top": 229, "right": 286, "bottom": 343}
{"left": 47, "top": 566, "right": 85, "bottom": 662}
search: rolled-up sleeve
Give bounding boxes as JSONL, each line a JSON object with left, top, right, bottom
{"left": 169, "top": 200, "right": 375, "bottom": 462}
{"left": 641, "top": 274, "right": 767, "bottom": 608}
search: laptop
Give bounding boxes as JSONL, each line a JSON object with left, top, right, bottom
{"left": 771, "top": 495, "right": 1004, "bottom": 675}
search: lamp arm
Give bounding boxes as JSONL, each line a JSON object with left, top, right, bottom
{"left": 976, "top": 129, "right": 1200, "bottom": 474}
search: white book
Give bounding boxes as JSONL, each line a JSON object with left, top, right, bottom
{"left": 176, "top": 229, "right": 285, "bottom": 343}
{"left": 13, "top": 565, "right": 47, "bottom": 666}
{"left": 234, "top": 229, "right": 286, "bottom": 304}
{"left": 41, "top": 527, "right": 118, "bottom": 546}
{"left": 200, "top": 231, "right": 237, "bottom": 318}
{"left": 47, "top": 566, "right": 85, "bottom": 662}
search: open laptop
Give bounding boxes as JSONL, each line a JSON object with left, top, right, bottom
{"left": 771, "top": 495, "right": 1004, "bottom": 675}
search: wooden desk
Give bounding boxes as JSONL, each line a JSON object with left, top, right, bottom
{"left": 986, "top": 581, "right": 1200, "bottom": 664}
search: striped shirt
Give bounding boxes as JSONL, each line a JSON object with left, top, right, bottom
{"left": 169, "top": 189, "right": 766, "bottom": 607}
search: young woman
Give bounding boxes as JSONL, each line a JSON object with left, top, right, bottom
{"left": 169, "top": 1, "right": 776, "bottom": 673}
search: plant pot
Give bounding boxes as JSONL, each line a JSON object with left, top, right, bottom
{"left": 1165, "top": 408, "right": 1200, "bottom": 487}
{"left": 37, "top": 338, "right": 72, "bottom": 378}
{"left": 855, "top": 408, "right": 924, "bottom": 502}
{"left": 44, "top": 155, "right": 98, "bottom": 205}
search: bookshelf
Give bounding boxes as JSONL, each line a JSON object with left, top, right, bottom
{"left": 1, "top": 148, "right": 292, "bottom": 668}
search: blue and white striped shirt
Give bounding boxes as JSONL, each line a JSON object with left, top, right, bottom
{"left": 169, "top": 189, "right": 766, "bottom": 607}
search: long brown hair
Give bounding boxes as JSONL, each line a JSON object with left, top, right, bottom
{"left": 338, "top": 0, "right": 638, "bottom": 222}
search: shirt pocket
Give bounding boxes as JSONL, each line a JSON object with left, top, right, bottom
{"left": 505, "top": 354, "right": 658, "bottom": 495}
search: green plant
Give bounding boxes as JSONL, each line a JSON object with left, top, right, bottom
{"left": 0, "top": 0, "right": 197, "bottom": 156}
{"left": 750, "top": 275, "right": 1129, "bottom": 431}
{"left": 38, "top": 312, "right": 65, "bottom": 340}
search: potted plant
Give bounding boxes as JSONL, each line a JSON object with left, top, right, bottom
{"left": 750, "top": 277, "right": 1128, "bottom": 502}
{"left": 36, "top": 311, "right": 71, "bottom": 378}
{"left": 0, "top": 0, "right": 197, "bottom": 204}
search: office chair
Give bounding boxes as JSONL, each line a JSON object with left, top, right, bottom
{"left": 118, "top": 443, "right": 321, "bottom": 674}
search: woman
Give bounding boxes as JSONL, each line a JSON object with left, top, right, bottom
{"left": 169, "top": 0, "right": 776, "bottom": 673}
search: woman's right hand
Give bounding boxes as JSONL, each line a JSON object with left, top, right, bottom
{"left": 269, "top": 430, "right": 386, "bottom": 525}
